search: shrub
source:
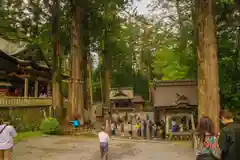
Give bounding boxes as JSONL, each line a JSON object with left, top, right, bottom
{"left": 40, "top": 117, "right": 61, "bottom": 134}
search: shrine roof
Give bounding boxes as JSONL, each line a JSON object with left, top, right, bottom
{"left": 152, "top": 80, "right": 197, "bottom": 108}
{"left": 0, "top": 49, "right": 50, "bottom": 72}
{"left": 109, "top": 87, "right": 134, "bottom": 100}
{"left": 132, "top": 96, "right": 145, "bottom": 103}
{"left": 10, "top": 44, "right": 50, "bottom": 68}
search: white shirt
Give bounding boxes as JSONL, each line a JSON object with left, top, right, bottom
{"left": 172, "top": 121, "right": 176, "bottom": 126}
{"left": 0, "top": 125, "right": 17, "bottom": 150}
{"left": 98, "top": 131, "right": 110, "bottom": 143}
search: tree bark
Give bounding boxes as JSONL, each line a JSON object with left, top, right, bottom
{"left": 102, "top": 47, "right": 111, "bottom": 112}
{"left": 70, "top": 4, "right": 84, "bottom": 124}
{"left": 52, "top": 0, "right": 63, "bottom": 120}
{"left": 197, "top": 0, "right": 220, "bottom": 132}
{"left": 82, "top": 49, "right": 88, "bottom": 111}
{"left": 105, "top": 70, "right": 111, "bottom": 106}
{"left": 88, "top": 64, "right": 93, "bottom": 123}
{"left": 67, "top": 55, "right": 72, "bottom": 120}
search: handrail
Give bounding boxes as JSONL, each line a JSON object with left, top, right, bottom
{"left": 0, "top": 97, "right": 52, "bottom": 107}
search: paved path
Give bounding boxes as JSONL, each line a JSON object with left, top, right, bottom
{"left": 14, "top": 136, "right": 195, "bottom": 160}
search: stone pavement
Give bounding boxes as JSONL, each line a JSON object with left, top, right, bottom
{"left": 14, "top": 136, "right": 195, "bottom": 160}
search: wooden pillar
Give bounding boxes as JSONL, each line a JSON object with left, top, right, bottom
{"left": 165, "top": 115, "right": 169, "bottom": 135}
{"left": 24, "top": 77, "right": 29, "bottom": 97}
{"left": 186, "top": 116, "right": 190, "bottom": 130}
{"left": 34, "top": 80, "right": 38, "bottom": 97}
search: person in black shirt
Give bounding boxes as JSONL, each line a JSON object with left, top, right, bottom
{"left": 219, "top": 109, "right": 240, "bottom": 160}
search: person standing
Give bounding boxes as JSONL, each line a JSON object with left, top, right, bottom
{"left": 195, "top": 116, "right": 219, "bottom": 160}
{"left": 219, "top": 109, "right": 240, "bottom": 160}
{"left": 171, "top": 119, "right": 178, "bottom": 132}
{"left": 111, "top": 122, "right": 116, "bottom": 136}
{"left": 143, "top": 120, "right": 147, "bottom": 139}
{"left": 0, "top": 119, "right": 17, "bottom": 160}
{"left": 98, "top": 126, "right": 110, "bottom": 160}
{"left": 148, "top": 120, "right": 153, "bottom": 139}
{"left": 160, "top": 120, "right": 165, "bottom": 139}
{"left": 136, "top": 122, "right": 141, "bottom": 137}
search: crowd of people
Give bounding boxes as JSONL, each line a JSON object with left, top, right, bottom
{"left": 99, "top": 109, "right": 240, "bottom": 160}
{"left": 110, "top": 118, "right": 165, "bottom": 139}
{"left": 0, "top": 109, "right": 239, "bottom": 160}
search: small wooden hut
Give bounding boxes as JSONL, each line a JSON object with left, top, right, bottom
{"left": 152, "top": 80, "right": 197, "bottom": 140}
{"left": 109, "top": 87, "right": 145, "bottom": 113}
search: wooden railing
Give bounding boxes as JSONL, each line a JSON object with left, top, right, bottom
{"left": 0, "top": 97, "right": 52, "bottom": 107}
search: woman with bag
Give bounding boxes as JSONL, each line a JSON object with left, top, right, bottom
{"left": 0, "top": 119, "right": 17, "bottom": 160}
{"left": 195, "top": 116, "right": 220, "bottom": 160}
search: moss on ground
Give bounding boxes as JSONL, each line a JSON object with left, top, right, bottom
{"left": 15, "top": 131, "right": 43, "bottom": 142}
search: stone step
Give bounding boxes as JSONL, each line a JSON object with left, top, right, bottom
{"left": 62, "top": 126, "right": 96, "bottom": 136}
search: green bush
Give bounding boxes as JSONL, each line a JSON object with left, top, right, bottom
{"left": 40, "top": 117, "right": 61, "bottom": 134}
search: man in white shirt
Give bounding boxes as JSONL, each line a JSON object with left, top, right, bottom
{"left": 0, "top": 121, "right": 17, "bottom": 160}
{"left": 98, "top": 127, "right": 110, "bottom": 160}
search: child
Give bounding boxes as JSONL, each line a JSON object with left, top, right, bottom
{"left": 71, "top": 118, "right": 80, "bottom": 128}
{"left": 136, "top": 122, "right": 141, "bottom": 137}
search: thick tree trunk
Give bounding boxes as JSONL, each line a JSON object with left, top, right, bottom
{"left": 88, "top": 64, "right": 93, "bottom": 105}
{"left": 148, "top": 65, "right": 152, "bottom": 102}
{"left": 82, "top": 50, "right": 88, "bottom": 111}
{"left": 105, "top": 69, "right": 111, "bottom": 110}
{"left": 100, "top": 71, "right": 104, "bottom": 104}
{"left": 88, "top": 64, "right": 93, "bottom": 123}
{"left": 102, "top": 49, "right": 111, "bottom": 110}
{"left": 197, "top": 0, "right": 220, "bottom": 132}
{"left": 70, "top": 4, "right": 84, "bottom": 124}
{"left": 67, "top": 55, "right": 72, "bottom": 120}
{"left": 52, "top": 0, "right": 63, "bottom": 119}
{"left": 52, "top": 79, "right": 63, "bottom": 118}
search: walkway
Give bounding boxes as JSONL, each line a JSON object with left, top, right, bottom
{"left": 14, "top": 136, "right": 195, "bottom": 160}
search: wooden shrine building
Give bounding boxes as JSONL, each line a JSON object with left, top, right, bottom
{"left": 0, "top": 44, "right": 66, "bottom": 107}
{"left": 152, "top": 80, "right": 197, "bottom": 140}
{"left": 109, "top": 87, "right": 145, "bottom": 113}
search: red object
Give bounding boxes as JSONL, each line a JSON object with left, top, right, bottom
{"left": 0, "top": 89, "right": 8, "bottom": 96}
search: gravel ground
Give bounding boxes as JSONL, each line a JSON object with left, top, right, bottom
{"left": 14, "top": 136, "right": 196, "bottom": 160}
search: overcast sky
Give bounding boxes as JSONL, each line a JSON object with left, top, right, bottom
{"left": 133, "top": 0, "right": 150, "bottom": 15}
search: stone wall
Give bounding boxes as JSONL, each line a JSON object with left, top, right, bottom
{"left": 0, "top": 106, "right": 50, "bottom": 132}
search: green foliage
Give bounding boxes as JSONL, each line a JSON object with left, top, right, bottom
{"left": 8, "top": 110, "right": 40, "bottom": 132}
{"left": 40, "top": 117, "right": 61, "bottom": 135}
{"left": 1, "top": 0, "right": 239, "bottom": 109}
{"left": 152, "top": 47, "right": 189, "bottom": 80}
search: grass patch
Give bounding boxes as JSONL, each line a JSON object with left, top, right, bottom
{"left": 15, "top": 131, "right": 43, "bottom": 142}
